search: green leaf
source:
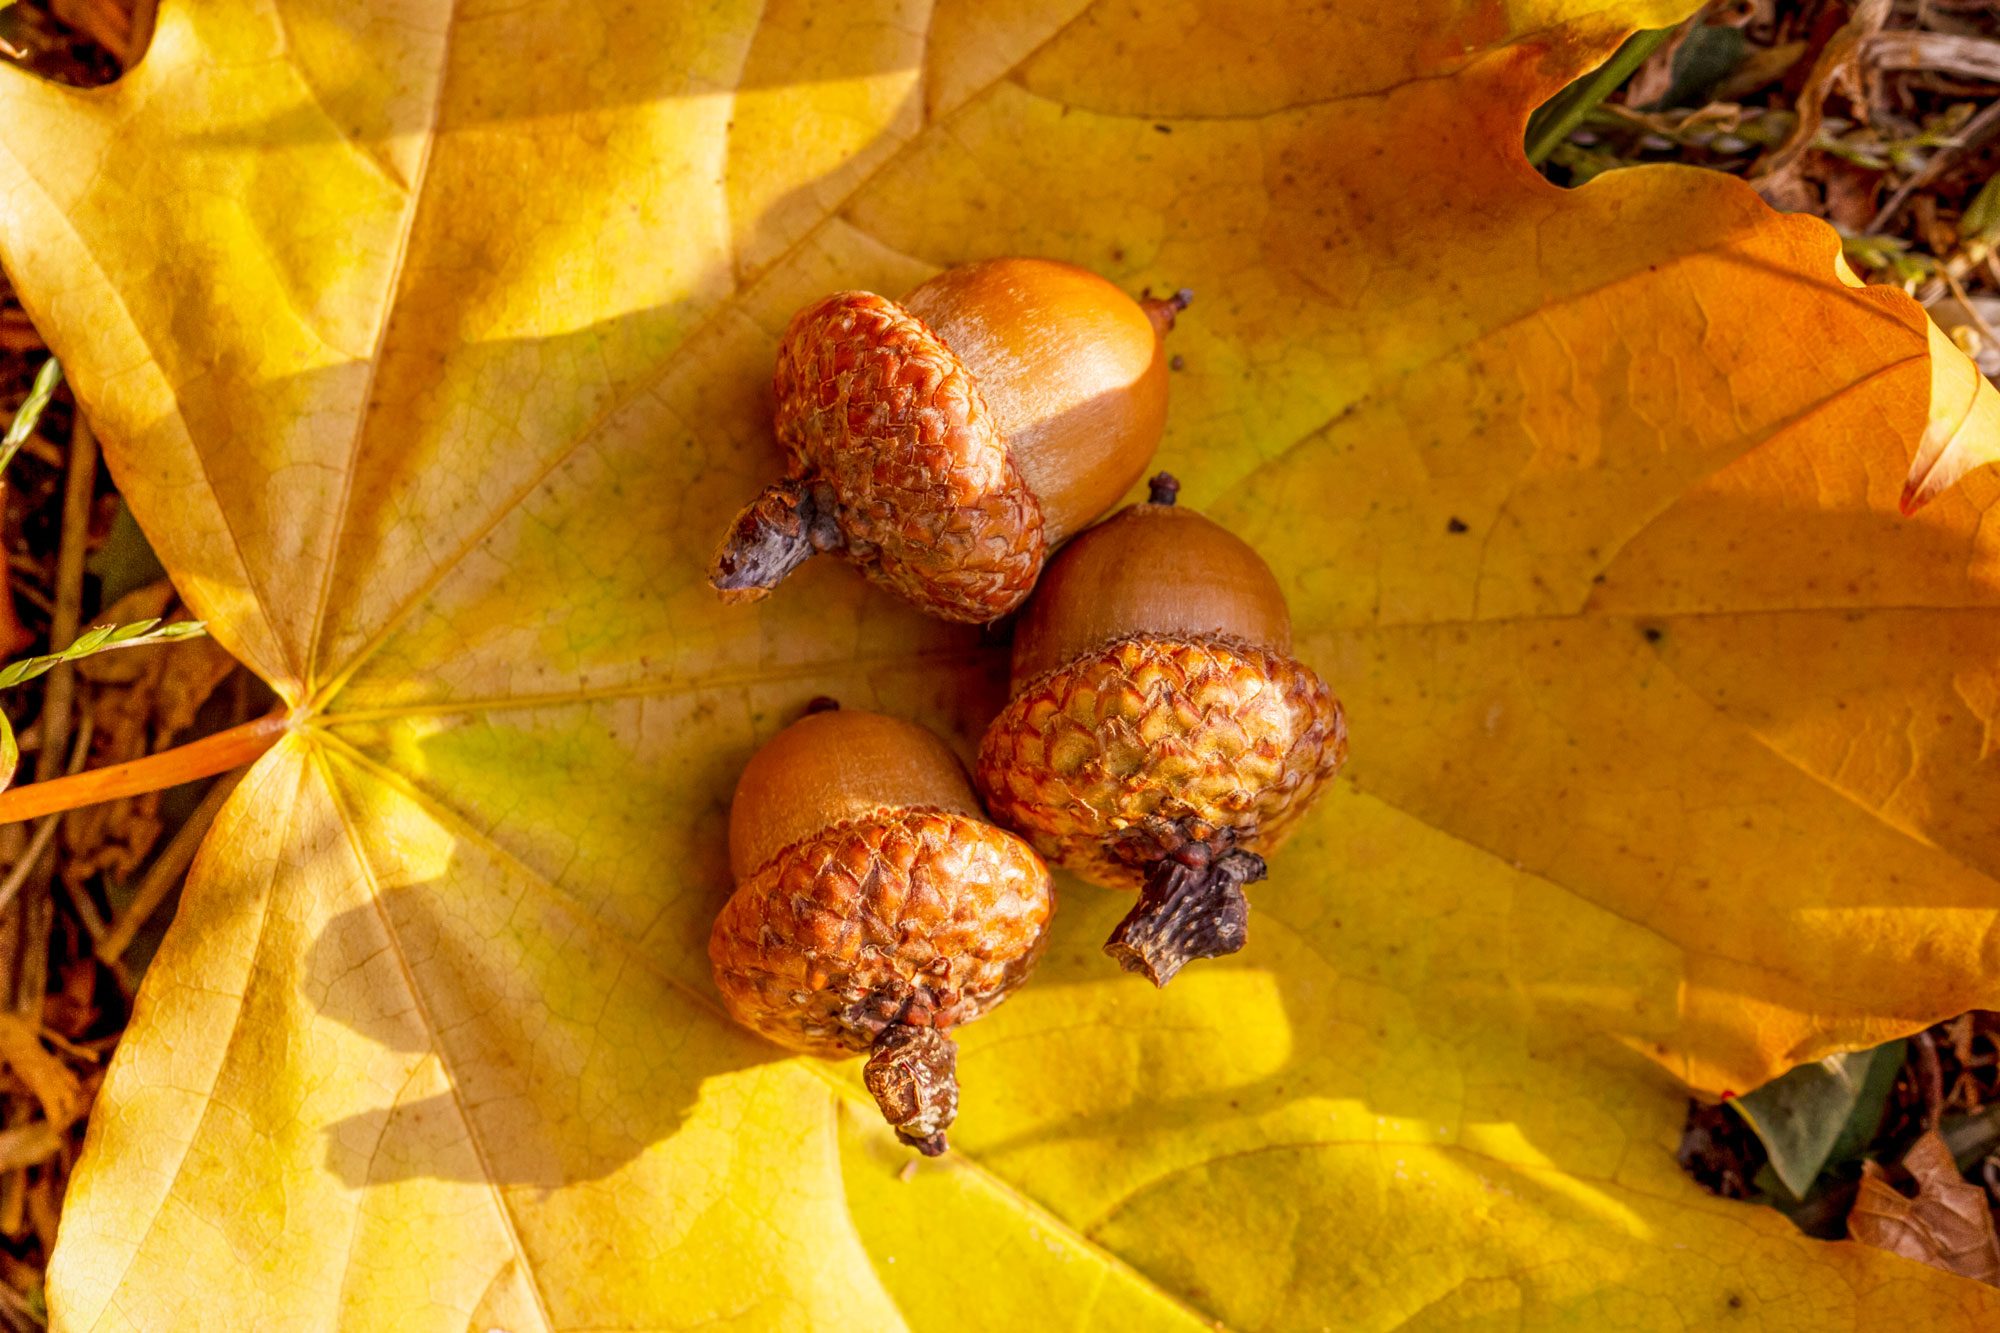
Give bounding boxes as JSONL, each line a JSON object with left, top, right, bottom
{"left": 1733, "top": 1040, "right": 1909, "bottom": 1199}
{"left": 85, "top": 501, "right": 169, "bottom": 607}
{"left": 1648, "top": 25, "right": 1747, "bottom": 112}
{"left": 1823, "top": 1038, "right": 1907, "bottom": 1168}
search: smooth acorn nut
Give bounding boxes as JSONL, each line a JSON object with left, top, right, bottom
{"left": 709, "top": 701, "right": 1055, "bottom": 1154}
{"left": 976, "top": 474, "right": 1347, "bottom": 987}
{"left": 709, "top": 258, "right": 1190, "bottom": 622}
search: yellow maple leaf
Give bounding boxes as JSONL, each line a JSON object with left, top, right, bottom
{"left": 3, "top": 1, "right": 1999, "bottom": 1327}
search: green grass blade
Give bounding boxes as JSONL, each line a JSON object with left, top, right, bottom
{"left": 1525, "top": 28, "right": 1676, "bottom": 168}
{"left": 0, "top": 357, "right": 61, "bottom": 478}
{"left": 0, "top": 619, "right": 207, "bottom": 691}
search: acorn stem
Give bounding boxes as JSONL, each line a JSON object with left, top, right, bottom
{"left": 708, "top": 476, "right": 843, "bottom": 602}
{"left": 1104, "top": 847, "right": 1265, "bottom": 986}
{"left": 863, "top": 1022, "right": 959, "bottom": 1155}
{"left": 1142, "top": 288, "right": 1193, "bottom": 338}
{"left": 1146, "top": 472, "right": 1180, "bottom": 506}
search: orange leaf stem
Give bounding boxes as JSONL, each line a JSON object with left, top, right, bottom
{"left": 0, "top": 710, "right": 287, "bottom": 825}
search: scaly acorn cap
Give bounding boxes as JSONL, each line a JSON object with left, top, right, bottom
{"left": 711, "top": 705, "right": 1054, "bottom": 1153}
{"left": 977, "top": 477, "right": 1346, "bottom": 986}
{"left": 710, "top": 259, "right": 1185, "bottom": 623}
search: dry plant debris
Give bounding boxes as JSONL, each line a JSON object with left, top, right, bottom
{"left": 1541, "top": 0, "right": 2000, "bottom": 360}
{"left": 1850, "top": 1129, "right": 2000, "bottom": 1284}
{"left": 0, "top": 0, "right": 1994, "bottom": 1326}
{"left": 0, "top": 8, "right": 261, "bottom": 1321}
{"left": 1544, "top": 3, "right": 2000, "bottom": 1261}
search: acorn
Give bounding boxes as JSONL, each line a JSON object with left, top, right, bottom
{"left": 709, "top": 258, "right": 1191, "bottom": 622}
{"left": 976, "top": 475, "right": 1346, "bottom": 987}
{"left": 709, "top": 701, "right": 1055, "bottom": 1154}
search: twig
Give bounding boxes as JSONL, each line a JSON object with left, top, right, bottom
{"left": 1865, "top": 29, "right": 2000, "bottom": 83}
{"left": 0, "top": 824, "right": 59, "bottom": 935}
{"left": 1, "top": 584, "right": 47, "bottom": 620}
{"left": 97, "top": 767, "right": 240, "bottom": 965}
{"left": 1916, "top": 1029, "right": 1946, "bottom": 1133}
{"left": 1868, "top": 96, "right": 2000, "bottom": 234}
{"left": 1917, "top": 252, "right": 1980, "bottom": 307}
{"left": 52, "top": 854, "right": 108, "bottom": 952}
{"left": 0, "top": 701, "right": 93, "bottom": 1221}
{"left": 0, "top": 712, "right": 92, "bottom": 924}
{"left": 10, "top": 409, "right": 96, "bottom": 1039}
{"left": 1753, "top": 0, "right": 1893, "bottom": 193}
{"left": 0, "top": 1278, "right": 38, "bottom": 1333}
{"left": 1941, "top": 265, "right": 2000, "bottom": 351}
{"left": 35, "top": 410, "right": 93, "bottom": 789}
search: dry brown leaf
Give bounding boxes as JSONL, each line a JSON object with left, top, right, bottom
{"left": 0, "top": 1121, "right": 63, "bottom": 1174}
{"left": 39, "top": 956, "right": 92, "bottom": 1042}
{"left": 0, "top": 309, "right": 37, "bottom": 353}
{"left": 1850, "top": 1130, "right": 2000, "bottom": 1286}
{"left": 45, "top": 0, "right": 132, "bottom": 64}
{"left": 1821, "top": 159, "right": 1883, "bottom": 233}
{"left": 26, "top": 1166, "right": 58, "bottom": 1255}
{"left": 1754, "top": 0, "right": 1892, "bottom": 204}
{"left": 1714, "top": 39, "right": 1809, "bottom": 103}
{"left": 0, "top": 1250, "right": 38, "bottom": 1303}
{"left": 0, "top": 1015, "right": 75, "bottom": 1130}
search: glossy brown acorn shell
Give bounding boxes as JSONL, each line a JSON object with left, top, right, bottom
{"left": 709, "top": 806, "right": 1055, "bottom": 1057}
{"left": 1009, "top": 500, "right": 1293, "bottom": 688}
{"left": 727, "top": 708, "right": 983, "bottom": 883}
{"left": 771, "top": 292, "right": 1047, "bottom": 622}
{"left": 902, "top": 259, "right": 1168, "bottom": 546}
{"left": 978, "top": 633, "right": 1346, "bottom": 888}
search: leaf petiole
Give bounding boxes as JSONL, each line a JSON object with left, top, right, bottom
{"left": 0, "top": 709, "right": 286, "bottom": 825}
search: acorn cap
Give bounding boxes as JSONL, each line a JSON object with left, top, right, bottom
{"left": 770, "top": 292, "right": 1046, "bottom": 622}
{"left": 978, "top": 634, "right": 1345, "bottom": 889}
{"left": 718, "top": 706, "right": 1053, "bottom": 1056}
{"left": 710, "top": 805, "right": 1054, "bottom": 1060}
{"left": 1009, "top": 496, "right": 1292, "bottom": 690}
{"left": 903, "top": 259, "right": 1169, "bottom": 545}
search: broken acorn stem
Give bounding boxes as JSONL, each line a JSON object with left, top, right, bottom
{"left": 708, "top": 475, "right": 843, "bottom": 602}
{"left": 1104, "top": 845, "right": 1267, "bottom": 988}
{"left": 1146, "top": 471, "right": 1180, "bottom": 506}
{"left": 1141, "top": 289, "right": 1194, "bottom": 339}
{"left": 863, "top": 1022, "right": 960, "bottom": 1156}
